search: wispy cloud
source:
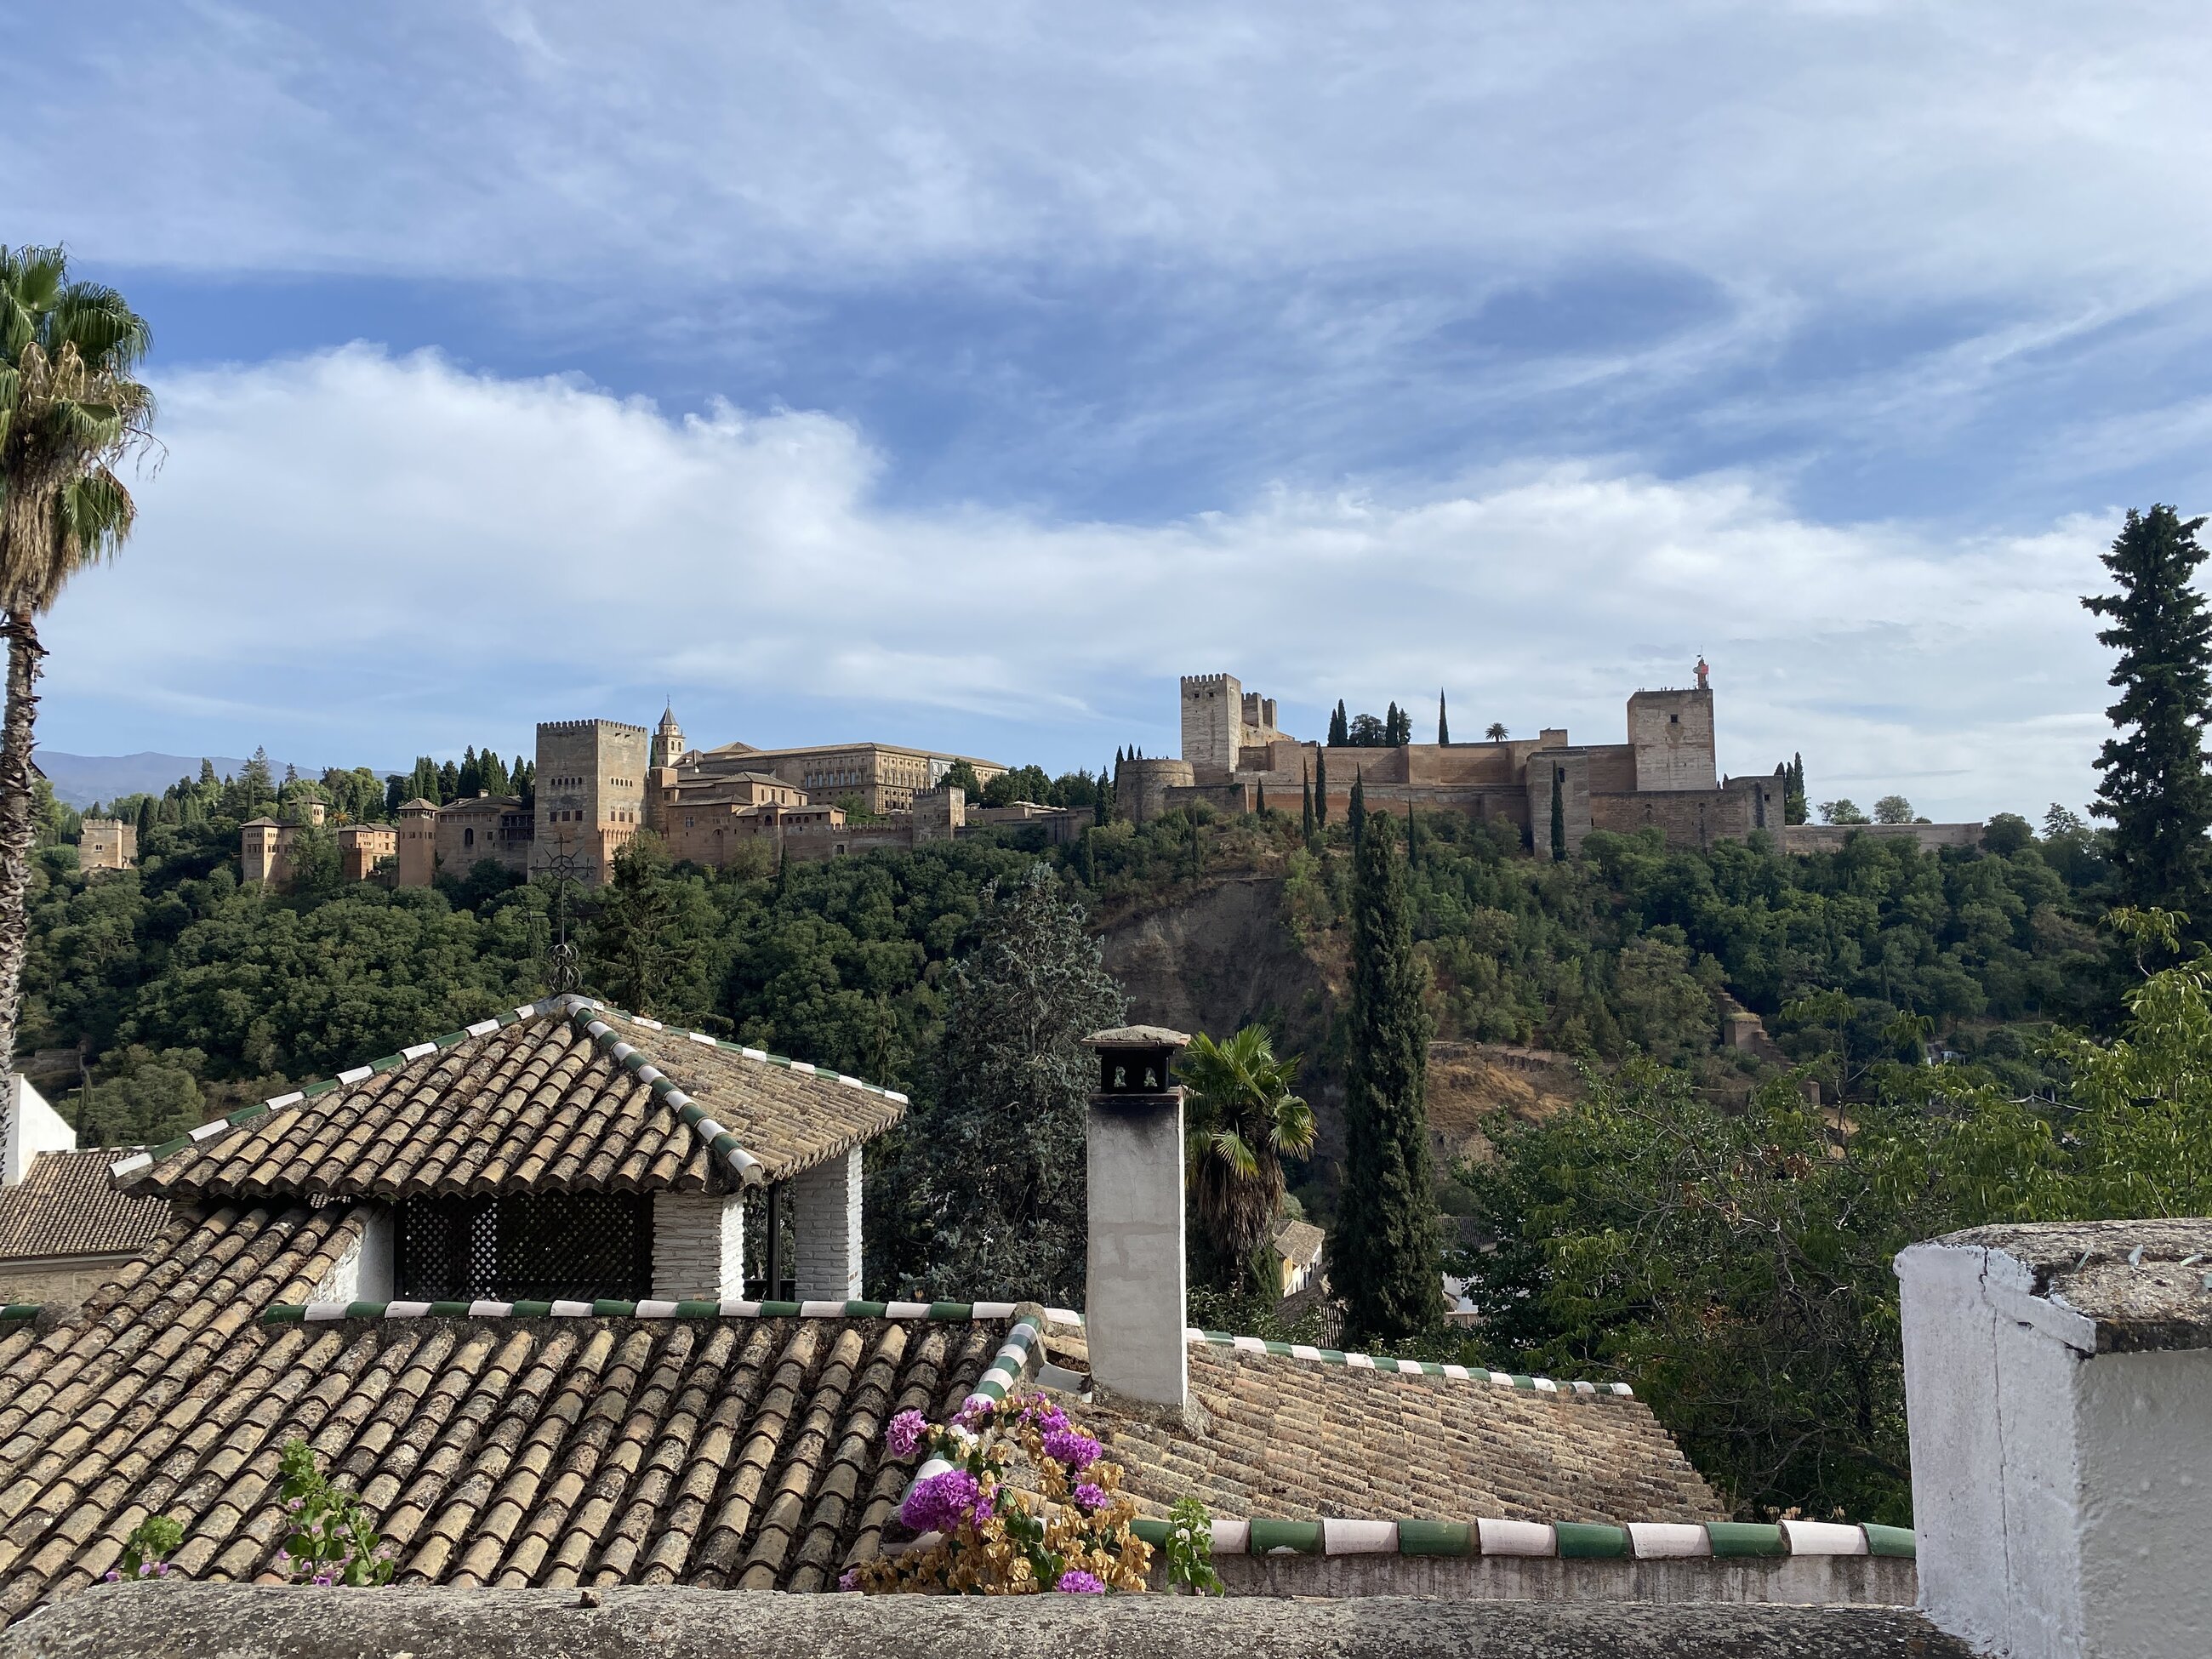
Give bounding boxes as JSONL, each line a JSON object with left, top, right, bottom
{"left": 40, "top": 347, "right": 2112, "bottom": 820}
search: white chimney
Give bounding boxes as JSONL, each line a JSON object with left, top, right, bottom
{"left": 1897, "top": 1220, "right": 2212, "bottom": 1659}
{"left": 3, "top": 1075, "right": 73, "bottom": 1186}
{"left": 1082, "top": 1025, "right": 1191, "bottom": 1412}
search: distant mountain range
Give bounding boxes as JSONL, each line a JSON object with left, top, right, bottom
{"left": 37, "top": 751, "right": 397, "bottom": 810}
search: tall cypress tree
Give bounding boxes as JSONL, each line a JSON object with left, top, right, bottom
{"left": 1549, "top": 766, "right": 1566, "bottom": 861}
{"left": 1349, "top": 768, "right": 1365, "bottom": 847}
{"left": 1437, "top": 690, "right": 1450, "bottom": 747}
{"left": 2085, "top": 505, "right": 2212, "bottom": 915}
{"left": 1329, "top": 701, "right": 1349, "bottom": 747}
{"left": 1784, "top": 753, "right": 1808, "bottom": 825}
{"left": 1255, "top": 779, "right": 1267, "bottom": 814}
{"left": 1302, "top": 762, "right": 1315, "bottom": 839}
{"left": 1331, "top": 810, "right": 1440, "bottom": 1343}
{"left": 1314, "top": 746, "right": 1330, "bottom": 825}
{"left": 1096, "top": 758, "right": 1114, "bottom": 826}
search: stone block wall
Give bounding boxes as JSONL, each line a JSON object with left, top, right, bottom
{"left": 1524, "top": 750, "right": 1593, "bottom": 857}
{"left": 535, "top": 720, "right": 650, "bottom": 885}
{"left": 1628, "top": 688, "right": 1719, "bottom": 792}
{"left": 1180, "top": 674, "right": 1245, "bottom": 778}
{"left": 790, "top": 1149, "right": 861, "bottom": 1302}
{"left": 1120, "top": 758, "right": 1195, "bottom": 824}
{"left": 77, "top": 819, "right": 136, "bottom": 870}
{"left": 1782, "top": 822, "right": 1983, "bottom": 854}
{"left": 651, "top": 1193, "right": 746, "bottom": 1301}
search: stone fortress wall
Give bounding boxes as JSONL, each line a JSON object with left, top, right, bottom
{"left": 1136, "top": 668, "right": 1784, "bottom": 854}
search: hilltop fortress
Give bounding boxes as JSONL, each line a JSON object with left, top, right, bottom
{"left": 1120, "top": 667, "right": 1786, "bottom": 853}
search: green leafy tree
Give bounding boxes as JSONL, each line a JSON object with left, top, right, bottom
{"left": 1485, "top": 722, "right": 1508, "bottom": 744}
{"left": 584, "top": 834, "right": 698, "bottom": 1015}
{"left": 0, "top": 247, "right": 154, "bottom": 1073}
{"left": 1873, "top": 795, "right": 1914, "bottom": 824}
{"left": 1820, "top": 798, "right": 1869, "bottom": 825}
{"left": 1331, "top": 811, "right": 1440, "bottom": 1343}
{"left": 1179, "top": 1025, "right": 1316, "bottom": 1294}
{"left": 982, "top": 763, "right": 1053, "bottom": 807}
{"left": 2085, "top": 505, "right": 2212, "bottom": 917}
{"left": 942, "top": 759, "right": 983, "bottom": 797}
{"left": 870, "top": 863, "right": 1125, "bottom": 1303}
{"left": 1348, "top": 712, "right": 1387, "bottom": 747}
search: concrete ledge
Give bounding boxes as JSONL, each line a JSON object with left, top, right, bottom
{"left": 1179, "top": 1552, "right": 1917, "bottom": 1603}
{"left": 0, "top": 1583, "right": 1973, "bottom": 1659}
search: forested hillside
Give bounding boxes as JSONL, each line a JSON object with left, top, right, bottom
{"left": 24, "top": 789, "right": 2103, "bottom": 1152}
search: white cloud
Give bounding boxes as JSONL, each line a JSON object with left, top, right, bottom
{"left": 43, "top": 346, "right": 2112, "bottom": 820}
{"left": 11, "top": 2, "right": 2212, "bottom": 314}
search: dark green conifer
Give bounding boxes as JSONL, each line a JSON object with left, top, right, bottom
{"left": 1302, "top": 763, "right": 1315, "bottom": 839}
{"left": 2086, "top": 505, "right": 2212, "bottom": 915}
{"left": 1785, "top": 753, "right": 1808, "bottom": 825}
{"left": 1314, "top": 746, "right": 1330, "bottom": 825}
{"left": 1349, "top": 768, "right": 1365, "bottom": 847}
{"left": 1437, "top": 690, "right": 1450, "bottom": 746}
{"left": 1329, "top": 702, "right": 1349, "bottom": 747}
{"left": 1255, "top": 780, "right": 1267, "bottom": 815}
{"left": 1330, "top": 810, "right": 1440, "bottom": 1343}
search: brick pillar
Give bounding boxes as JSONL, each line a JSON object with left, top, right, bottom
{"left": 790, "top": 1148, "right": 863, "bottom": 1302}
{"left": 652, "top": 1193, "right": 746, "bottom": 1301}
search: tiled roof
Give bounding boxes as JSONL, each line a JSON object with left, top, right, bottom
{"left": 0, "top": 1151, "right": 170, "bottom": 1263}
{"left": 114, "top": 999, "right": 906, "bottom": 1202}
{"left": 1057, "top": 1328, "right": 1724, "bottom": 1525}
{"left": 0, "top": 1211, "right": 1002, "bottom": 1621}
{"left": 1272, "top": 1218, "right": 1325, "bottom": 1268}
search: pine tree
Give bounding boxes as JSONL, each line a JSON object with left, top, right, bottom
{"left": 1349, "top": 768, "right": 1366, "bottom": 847}
{"left": 2086, "top": 505, "right": 2212, "bottom": 914}
{"left": 1331, "top": 810, "right": 1440, "bottom": 1344}
{"left": 1314, "top": 746, "right": 1330, "bottom": 825}
{"left": 1550, "top": 765, "right": 1567, "bottom": 861}
{"left": 1329, "top": 701, "right": 1349, "bottom": 747}
{"left": 1437, "top": 690, "right": 1450, "bottom": 747}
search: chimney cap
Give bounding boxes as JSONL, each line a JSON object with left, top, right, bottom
{"left": 1084, "top": 1024, "right": 1192, "bottom": 1050}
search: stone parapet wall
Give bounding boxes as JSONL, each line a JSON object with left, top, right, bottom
{"left": 1178, "top": 1550, "right": 1915, "bottom": 1605}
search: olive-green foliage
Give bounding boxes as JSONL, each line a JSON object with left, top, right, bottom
{"left": 864, "top": 863, "right": 1125, "bottom": 1303}
{"left": 1461, "top": 905, "right": 2212, "bottom": 1525}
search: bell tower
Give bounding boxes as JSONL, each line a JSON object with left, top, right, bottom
{"left": 651, "top": 704, "right": 685, "bottom": 771}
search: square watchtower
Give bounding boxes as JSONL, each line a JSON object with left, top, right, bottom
{"left": 535, "top": 719, "right": 650, "bottom": 885}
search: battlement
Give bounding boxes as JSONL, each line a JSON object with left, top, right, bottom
{"left": 1181, "top": 674, "right": 1235, "bottom": 694}
{"left": 538, "top": 719, "right": 649, "bottom": 738}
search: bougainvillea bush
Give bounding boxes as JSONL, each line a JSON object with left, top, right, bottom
{"left": 843, "top": 1392, "right": 1152, "bottom": 1594}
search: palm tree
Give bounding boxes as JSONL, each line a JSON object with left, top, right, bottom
{"left": 0, "top": 248, "right": 154, "bottom": 1070}
{"left": 1485, "top": 721, "right": 1508, "bottom": 743}
{"left": 1179, "top": 1025, "right": 1317, "bottom": 1295}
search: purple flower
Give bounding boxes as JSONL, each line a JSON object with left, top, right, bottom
{"left": 1072, "top": 1483, "right": 1107, "bottom": 1514}
{"left": 1041, "top": 1428, "right": 1102, "bottom": 1472}
{"left": 898, "top": 1468, "right": 993, "bottom": 1534}
{"left": 1019, "top": 1399, "right": 1069, "bottom": 1434}
{"left": 101, "top": 1571, "right": 120, "bottom": 1583}
{"left": 837, "top": 1567, "right": 862, "bottom": 1592}
{"left": 1055, "top": 1569, "right": 1106, "bottom": 1593}
{"left": 884, "top": 1409, "right": 928, "bottom": 1458}
{"left": 954, "top": 1396, "right": 995, "bottom": 1430}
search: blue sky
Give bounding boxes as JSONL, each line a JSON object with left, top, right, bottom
{"left": 12, "top": 1, "right": 2212, "bottom": 818}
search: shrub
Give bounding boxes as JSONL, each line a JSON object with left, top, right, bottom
{"left": 842, "top": 1392, "right": 1151, "bottom": 1593}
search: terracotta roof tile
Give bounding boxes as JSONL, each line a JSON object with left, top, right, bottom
{"left": 118, "top": 1002, "right": 904, "bottom": 1203}
{"left": 1063, "top": 1334, "right": 1722, "bottom": 1525}
{"left": 0, "top": 1152, "right": 171, "bottom": 1263}
{"left": 0, "top": 1212, "right": 999, "bottom": 1621}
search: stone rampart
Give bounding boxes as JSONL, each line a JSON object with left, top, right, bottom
{"left": 1782, "top": 823, "right": 1983, "bottom": 854}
